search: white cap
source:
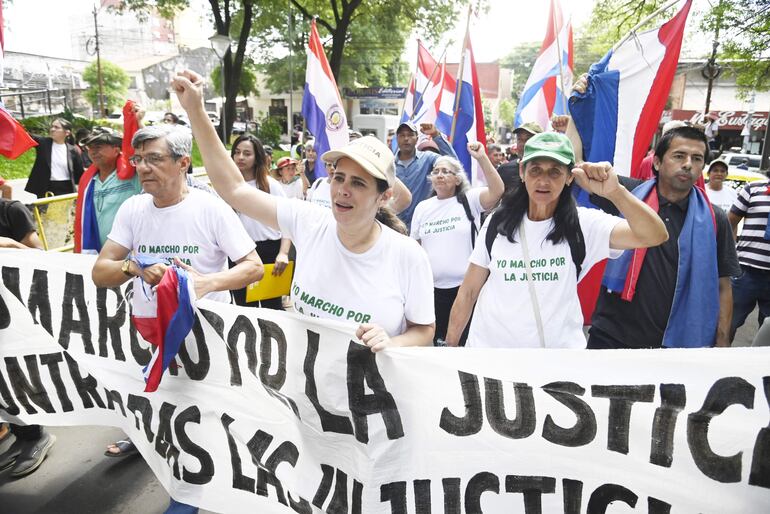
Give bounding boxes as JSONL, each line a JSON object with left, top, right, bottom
{"left": 322, "top": 136, "right": 396, "bottom": 187}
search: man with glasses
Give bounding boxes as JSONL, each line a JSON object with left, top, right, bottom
{"left": 91, "top": 125, "right": 262, "bottom": 479}
{"left": 75, "top": 126, "right": 142, "bottom": 253}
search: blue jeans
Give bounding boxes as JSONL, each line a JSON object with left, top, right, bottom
{"left": 730, "top": 266, "right": 770, "bottom": 340}
{"left": 165, "top": 498, "right": 198, "bottom": 514}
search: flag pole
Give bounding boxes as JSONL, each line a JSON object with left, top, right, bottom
{"left": 409, "top": 43, "right": 449, "bottom": 122}
{"left": 612, "top": 0, "right": 681, "bottom": 52}
{"left": 551, "top": 0, "right": 568, "bottom": 115}
{"left": 450, "top": 5, "right": 472, "bottom": 142}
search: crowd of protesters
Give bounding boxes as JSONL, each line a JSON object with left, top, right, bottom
{"left": 1, "top": 67, "right": 768, "bottom": 514}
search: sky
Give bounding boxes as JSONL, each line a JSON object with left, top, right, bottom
{"left": 3, "top": 0, "right": 598, "bottom": 63}
{"left": 3, "top": 0, "right": 704, "bottom": 66}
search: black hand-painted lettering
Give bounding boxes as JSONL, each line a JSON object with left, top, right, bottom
{"left": 4, "top": 355, "right": 55, "bottom": 414}
{"left": 1, "top": 267, "right": 21, "bottom": 301}
{"left": 414, "top": 479, "right": 431, "bottom": 514}
{"left": 347, "top": 341, "right": 403, "bottom": 443}
{"left": 326, "top": 468, "right": 348, "bottom": 514}
{"left": 27, "top": 269, "right": 52, "bottom": 335}
{"left": 63, "top": 353, "right": 105, "bottom": 409}
{"left": 485, "top": 379, "right": 536, "bottom": 439}
{"left": 586, "top": 483, "right": 637, "bottom": 513}
{"left": 591, "top": 384, "right": 655, "bottom": 454}
{"left": 258, "top": 440, "right": 300, "bottom": 507}
{"left": 647, "top": 497, "right": 672, "bottom": 514}
{"left": 221, "top": 413, "right": 255, "bottom": 492}
{"left": 442, "top": 477, "right": 462, "bottom": 514}
{"left": 380, "top": 481, "right": 407, "bottom": 514}
{"left": 177, "top": 316, "right": 210, "bottom": 381}
{"left": 650, "top": 384, "right": 686, "bottom": 468}
{"left": 464, "top": 472, "right": 499, "bottom": 513}
{"left": 58, "top": 273, "right": 92, "bottom": 352}
{"left": 40, "top": 352, "right": 73, "bottom": 412}
{"left": 688, "top": 376, "right": 754, "bottom": 483}
{"left": 96, "top": 287, "right": 126, "bottom": 361}
{"left": 541, "top": 382, "right": 597, "bottom": 447}
{"left": 304, "top": 330, "right": 353, "bottom": 435}
{"left": 439, "top": 371, "right": 482, "bottom": 436}
{"left": 258, "top": 319, "right": 299, "bottom": 418}
{"left": 313, "top": 464, "right": 335, "bottom": 509}
{"left": 504, "top": 475, "right": 556, "bottom": 514}
{"left": 156, "top": 402, "right": 181, "bottom": 479}
{"left": 225, "top": 314, "right": 257, "bottom": 387}
{"left": 750, "top": 376, "right": 770, "bottom": 489}
{"left": 104, "top": 388, "right": 126, "bottom": 417}
{"left": 351, "top": 479, "right": 363, "bottom": 514}
{"left": 0, "top": 367, "right": 19, "bottom": 415}
{"left": 562, "top": 479, "right": 583, "bottom": 514}
{"left": 126, "top": 393, "right": 155, "bottom": 443}
{"left": 176, "top": 406, "right": 214, "bottom": 485}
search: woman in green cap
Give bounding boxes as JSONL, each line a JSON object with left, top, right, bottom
{"left": 445, "top": 132, "right": 668, "bottom": 349}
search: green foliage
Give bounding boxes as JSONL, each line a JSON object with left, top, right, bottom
{"left": 82, "top": 60, "right": 130, "bottom": 113}
{"left": 252, "top": 0, "right": 471, "bottom": 93}
{"left": 19, "top": 109, "right": 95, "bottom": 137}
{"left": 583, "top": 0, "right": 673, "bottom": 57}
{"left": 498, "top": 98, "right": 515, "bottom": 127}
{"left": 701, "top": 0, "right": 770, "bottom": 95}
{"left": 256, "top": 114, "right": 284, "bottom": 147}
{"left": 212, "top": 58, "right": 258, "bottom": 97}
{"left": 0, "top": 149, "right": 35, "bottom": 180}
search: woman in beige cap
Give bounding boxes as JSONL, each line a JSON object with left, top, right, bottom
{"left": 172, "top": 70, "right": 435, "bottom": 351}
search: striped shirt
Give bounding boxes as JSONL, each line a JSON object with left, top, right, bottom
{"left": 731, "top": 181, "right": 770, "bottom": 270}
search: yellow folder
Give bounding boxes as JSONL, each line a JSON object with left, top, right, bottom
{"left": 245, "top": 261, "right": 294, "bottom": 302}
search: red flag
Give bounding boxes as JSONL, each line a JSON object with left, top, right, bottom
{"left": 0, "top": 105, "right": 38, "bottom": 159}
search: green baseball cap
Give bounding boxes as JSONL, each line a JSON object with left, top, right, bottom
{"left": 520, "top": 132, "right": 575, "bottom": 166}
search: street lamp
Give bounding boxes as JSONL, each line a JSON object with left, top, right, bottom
{"left": 209, "top": 32, "right": 232, "bottom": 143}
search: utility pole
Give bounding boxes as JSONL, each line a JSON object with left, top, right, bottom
{"left": 288, "top": 1, "right": 294, "bottom": 140}
{"left": 703, "top": 0, "right": 723, "bottom": 116}
{"left": 93, "top": 6, "right": 105, "bottom": 117}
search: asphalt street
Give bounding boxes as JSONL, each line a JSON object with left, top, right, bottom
{"left": 0, "top": 178, "right": 762, "bottom": 513}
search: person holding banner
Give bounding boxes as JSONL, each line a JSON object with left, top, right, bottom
{"left": 410, "top": 146, "right": 504, "bottom": 346}
{"left": 445, "top": 132, "right": 668, "bottom": 349}
{"left": 230, "top": 134, "right": 292, "bottom": 310}
{"left": 172, "top": 69, "right": 435, "bottom": 351}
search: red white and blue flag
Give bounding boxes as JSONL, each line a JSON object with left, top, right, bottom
{"left": 436, "top": 36, "right": 487, "bottom": 185}
{"left": 569, "top": 0, "right": 692, "bottom": 176}
{"left": 0, "top": 103, "right": 37, "bottom": 160}
{"left": 400, "top": 41, "right": 444, "bottom": 127}
{"left": 302, "top": 19, "right": 349, "bottom": 179}
{"left": 131, "top": 256, "right": 195, "bottom": 393}
{"left": 514, "top": 0, "right": 573, "bottom": 131}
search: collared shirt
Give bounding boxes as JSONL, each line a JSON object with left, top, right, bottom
{"left": 731, "top": 181, "right": 770, "bottom": 270}
{"left": 92, "top": 170, "right": 142, "bottom": 246}
{"left": 590, "top": 182, "right": 740, "bottom": 349}
{"left": 395, "top": 134, "right": 457, "bottom": 227}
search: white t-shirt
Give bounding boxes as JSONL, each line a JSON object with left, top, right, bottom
{"left": 238, "top": 177, "right": 285, "bottom": 241}
{"left": 411, "top": 188, "right": 484, "bottom": 288}
{"left": 307, "top": 177, "right": 332, "bottom": 209}
{"left": 277, "top": 199, "right": 435, "bottom": 336}
{"left": 706, "top": 186, "right": 738, "bottom": 213}
{"left": 280, "top": 178, "right": 304, "bottom": 200}
{"left": 108, "top": 188, "right": 256, "bottom": 303}
{"left": 50, "top": 142, "right": 70, "bottom": 181}
{"left": 467, "top": 207, "right": 623, "bottom": 349}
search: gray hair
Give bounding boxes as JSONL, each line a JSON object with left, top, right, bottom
{"left": 304, "top": 139, "right": 316, "bottom": 150}
{"left": 428, "top": 155, "right": 470, "bottom": 196}
{"left": 131, "top": 124, "right": 192, "bottom": 159}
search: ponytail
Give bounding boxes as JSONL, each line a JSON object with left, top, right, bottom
{"left": 376, "top": 205, "right": 408, "bottom": 235}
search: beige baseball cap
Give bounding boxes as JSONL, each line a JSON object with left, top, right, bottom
{"left": 322, "top": 136, "right": 396, "bottom": 187}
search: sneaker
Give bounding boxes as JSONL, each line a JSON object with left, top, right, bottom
{"left": 10, "top": 431, "right": 56, "bottom": 478}
{"left": 0, "top": 427, "right": 20, "bottom": 472}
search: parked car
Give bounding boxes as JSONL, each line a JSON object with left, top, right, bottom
{"left": 719, "top": 153, "right": 763, "bottom": 174}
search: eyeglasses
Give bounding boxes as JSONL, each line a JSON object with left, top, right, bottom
{"left": 430, "top": 167, "right": 456, "bottom": 176}
{"left": 128, "top": 153, "right": 174, "bottom": 167}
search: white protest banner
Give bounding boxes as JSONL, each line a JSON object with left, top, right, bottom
{"left": 1, "top": 249, "right": 769, "bottom": 513}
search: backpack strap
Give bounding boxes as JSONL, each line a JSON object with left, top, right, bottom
{"left": 485, "top": 210, "right": 498, "bottom": 259}
{"left": 567, "top": 223, "right": 586, "bottom": 279}
{"left": 457, "top": 192, "right": 477, "bottom": 248}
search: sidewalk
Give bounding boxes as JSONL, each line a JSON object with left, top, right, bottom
{"left": 6, "top": 178, "right": 36, "bottom": 203}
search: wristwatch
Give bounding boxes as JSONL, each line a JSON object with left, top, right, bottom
{"left": 121, "top": 257, "right": 133, "bottom": 277}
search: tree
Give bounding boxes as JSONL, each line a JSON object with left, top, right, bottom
{"left": 701, "top": 0, "right": 770, "bottom": 96}
{"left": 252, "top": 0, "right": 470, "bottom": 93}
{"left": 211, "top": 57, "right": 258, "bottom": 97}
{"left": 82, "top": 60, "right": 130, "bottom": 114}
{"left": 112, "top": 0, "right": 255, "bottom": 143}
